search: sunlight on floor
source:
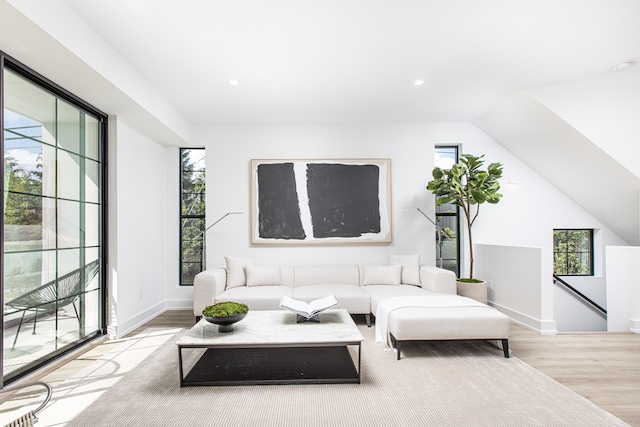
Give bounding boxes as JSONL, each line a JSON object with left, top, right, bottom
{"left": 31, "top": 328, "right": 182, "bottom": 426}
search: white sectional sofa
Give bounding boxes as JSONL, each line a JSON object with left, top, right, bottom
{"left": 193, "top": 255, "right": 457, "bottom": 327}
{"left": 193, "top": 255, "right": 511, "bottom": 358}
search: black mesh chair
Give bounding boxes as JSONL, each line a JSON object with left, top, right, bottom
{"left": 5, "top": 260, "right": 100, "bottom": 349}
{"left": 0, "top": 381, "right": 52, "bottom": 426}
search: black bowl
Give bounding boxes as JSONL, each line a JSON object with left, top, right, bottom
{"left": 203, "top": 312, "right": 247, "bottom": 332}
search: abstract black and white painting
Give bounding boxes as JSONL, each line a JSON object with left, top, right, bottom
{"left": 251, "top": 159, "right": 391, "bottom": 244}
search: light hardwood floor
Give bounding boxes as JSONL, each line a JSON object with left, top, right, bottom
{"left": 33, "top": 311, "right": 640, "bottom": 426}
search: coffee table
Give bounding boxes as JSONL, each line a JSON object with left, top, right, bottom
{"left": 176, "top": 309, "right": 364, "bottom": 387}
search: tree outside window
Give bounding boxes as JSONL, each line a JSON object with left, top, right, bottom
{"left": 180, "top": 148, "right": 205, "bottom": 286}
{"left": 553, "top": 229, "right": 593, "bottom": 276}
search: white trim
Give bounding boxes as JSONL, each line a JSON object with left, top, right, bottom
{"left": 490, "top": 302, "right": 558, "bottom": 335}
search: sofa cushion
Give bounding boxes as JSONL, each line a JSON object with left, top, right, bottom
{"left": 293, "top": 284, "right": 370, "bottom": 314}
{"left": 362, "top": 264, "right": 402, "bottom": 286}
{"left": 217, "top": 286, "right": 293, "bottom": 310}
{"left": 294, "top": 265, "right": 360, "bottom": 287}
{"left": 388, "top": 254, "right": 421, "bottom": 286}
{"left": 246, "top": 265, "right": 282, "bottom": 287}
{"left": 365, "top": 284, "right": 434, "bottom": 315}
{"left": 225, "top": 256, "right": 254, "bottom": 289}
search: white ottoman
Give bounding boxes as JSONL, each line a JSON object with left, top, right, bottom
{"left": 387, "top": 305, "right": 510, "bottom": 359}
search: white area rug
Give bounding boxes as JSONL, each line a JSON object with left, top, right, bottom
{"left": 37, "top": 325, "right": 629, "bottom": 426}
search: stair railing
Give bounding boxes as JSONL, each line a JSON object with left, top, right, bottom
{"left": 552, "top": 274, "right": 607, "bottom": 316}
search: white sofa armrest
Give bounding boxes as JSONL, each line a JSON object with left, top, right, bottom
{"left": 193, "top": 268, "right": 227, "bottom": 316}
{"left": 420, "top": 265, "right": 457, "bottom": 294}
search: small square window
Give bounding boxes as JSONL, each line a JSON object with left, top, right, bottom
{"left": 553, "top": 229, "right": 593, "bottom": 276}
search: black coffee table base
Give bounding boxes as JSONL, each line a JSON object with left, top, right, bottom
{"left": 179, "top": 345, "right": 360, "bottom": 386}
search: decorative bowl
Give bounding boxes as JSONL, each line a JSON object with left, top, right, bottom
{"left": 204, "top": 312, "right": 247, "bottom": 332}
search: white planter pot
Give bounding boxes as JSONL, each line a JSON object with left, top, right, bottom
{"left": 456, "top": 280, "right": 488, "bottom": 304}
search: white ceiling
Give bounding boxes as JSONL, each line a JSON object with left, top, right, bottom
{"left": 63, "top": 0, "right": 640, "bottom": 124}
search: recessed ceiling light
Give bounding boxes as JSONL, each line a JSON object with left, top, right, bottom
{"left": 229, "top": 79, "right": 240, "bottom": 86}
{"left": 414, "top": 79, "right": 425, "bottom": 86}
{"left": 611, "top": 62, "right": 633, "bottom": 72}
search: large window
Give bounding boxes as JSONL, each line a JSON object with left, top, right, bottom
{"left": 434, "top": 146, "right": 460, "bottom": 276}
{"left": 553, "top": 229, "right": 593, "bottom": 276}
{"left": 2, "top": 56, "right": 106, "bottom": 382}
{"left": 180, "top": 148, "right": 205, "bottom": 286}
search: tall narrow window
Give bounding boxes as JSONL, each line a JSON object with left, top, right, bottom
{"left": 434, "top": 146, "right": 460, "bottom": 276}
{"left": 180, "top": 148, "right": 205, "bottom": 286}
{"left": 553, "top": 229, "right": 593, "bottom": 275}
{"left": 2, "top": 59, "right": 106, "bottom": 382}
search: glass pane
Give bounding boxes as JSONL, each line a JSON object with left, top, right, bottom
{"left": 435, "top": 147, "right": 457, "bottom": 169}
{"left": 4, "top": 70, "right": 56, "bottom": 146}
{"left": 84, "top": 248, "right": 100, "bottom": 292}
{"left": 3, "top": 66, "right": 104, "bottom": 380}
{"left": 58, "top": 249, "right": 81, "bottom": 277}
{"left": 84, "top": 203, "right": 100, "bottom": 247}
{"left": 84, "top": 115, "right": 100, "bottom": 161}
{"left": 182, "top": 263, "right": 201, "bottom": 285}
{"left": 58, "top": 200, "right": 80, "bottom": 248}
{"left": 4, "top": 141, "right": 43, "bottom": 197}
{"left": 41, "top": 143, "right": 57, "bottom": 198}
{"left": 4, "top": 251, "right": 47, "bottom": 303}
{"left": 182, "top": 217, "right": 204, "bottom": 265}
{"left": 58, "top": 151, "right": 80, "bottom": 201}
{"left": 57, "top": 99, "right": 81, "bottom": 154}
{"left": 182, "top": 169, "right": 205, "bottom": 215}
{"left": 183, "top": 149, "right": 205, "bottom": 172}
{"left": 3, "top": 193, "right": 43, "bottom": 251}
{"left": 85, "top": 159, "right": 100, "bottom": 203}
{"left": 182, "top": 241, "right": 203, "bottom": 263}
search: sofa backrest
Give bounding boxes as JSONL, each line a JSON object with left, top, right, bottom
{"left": 293, "top": 265, "right": 360, "bottom": 287}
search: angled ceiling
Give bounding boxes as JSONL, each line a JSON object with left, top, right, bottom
{"left": 60, "top": 0, "right": 640, "bottom": 124}
{"left": 474, "top": 91, "right": 640, "bottom": 245}
{"left": 2, "top": 0, "right": 640, "bottom": 243}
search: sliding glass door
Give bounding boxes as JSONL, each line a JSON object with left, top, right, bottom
{"left": 2, "top": 58, "right": 106, "bottom": 382}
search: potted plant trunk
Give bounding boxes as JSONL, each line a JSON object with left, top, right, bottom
{"left": 427, "top": 153, "right": 503, "bottom": 303}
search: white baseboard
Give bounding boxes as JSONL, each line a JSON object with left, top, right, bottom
{"left": 107, "top": 301, "right": 167, "bottom": 339}
{"left": 490, "top": 301, "right": 558, "bottom": 335}
{"left": 165, "top": 299, "right": 194, "bottom": 311}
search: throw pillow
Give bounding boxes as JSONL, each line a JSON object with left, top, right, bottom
{"left": 362, "top": 264, "right": 402, "bottom": 286}
{"left": 245, "top": 265, "right": 282, "bottom": 287}
{"left": 225, "top": 256, "right": 255, "bottom": 289}
{"left": 388, "top": 254, "right": 421, "bottom": 286}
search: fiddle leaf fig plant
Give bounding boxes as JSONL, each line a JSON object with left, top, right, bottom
{"left": 427, "top": 153, "right": 503, "bottom": 281}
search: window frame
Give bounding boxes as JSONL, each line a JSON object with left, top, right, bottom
{"left": 179, "top": 148, "right": 205, "bottom": 286}
{"left": 553, "top": 228, "right": 594, "bottom": 276}
{"left": 2, "top": 51, "right": 108, "bottom": 384}
{"left": 434, "top": 145, "right": 460, "bottom": 277}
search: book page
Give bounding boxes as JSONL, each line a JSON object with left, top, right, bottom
{"left": 308, "top": 294, "right": 339, "bottom": 315}
{"left": 280, "top": 296, "right": 311, "bottom": 317}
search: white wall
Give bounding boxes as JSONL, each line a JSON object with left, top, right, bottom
{"left": 194, "top": 123, "right": 482, "bottom": 267}
{"left": 475, "top": 244, "right": 557, "bottom": 334}
{"left": 193, "top": 121, "right": 627, "bottom": 268}
{"left": 164, "top": 146, "right": 193, "bottom": 309}
{"left": 606, "top": 246, "right": 640, "bottom": 332}
{"left": 108, "top": 118, "right": 170, "bottom": 337}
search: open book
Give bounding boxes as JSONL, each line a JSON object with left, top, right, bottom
{"left": 279, "top": 295, "right": 339, "bottom": 320}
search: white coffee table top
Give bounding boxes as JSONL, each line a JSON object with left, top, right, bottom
{"left": 176, "top": 309, "right": 363, "bottom": 347}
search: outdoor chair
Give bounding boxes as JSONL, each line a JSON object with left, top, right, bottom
{"left": 5, "top": 260, "right": 100, "bottom": 350}
{"left": 0, "top": 381, "right": 52, "bottom": 427}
